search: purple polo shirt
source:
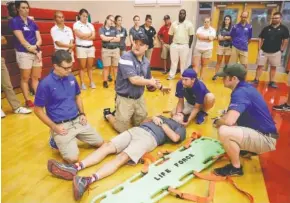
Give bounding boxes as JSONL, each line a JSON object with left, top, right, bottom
{"left": 230, "top": 23, "right": 252, "bottom": 51}
{"left": 8, "top": 16, "right": 39, "bottom": 52}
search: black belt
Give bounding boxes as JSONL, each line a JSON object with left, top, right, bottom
{"left": 102, "top": 45, "right": 119, "bottom": 49}
{"left": 76, "top": 45, "right": 93, "bottom": 48}
{"left": 54, "top": 115, "right": 79, "bottom": 124}
{"left": 117, "top": 93, "right": 141, "bottom": 100}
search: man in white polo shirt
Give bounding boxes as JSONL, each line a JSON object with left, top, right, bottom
{"left": 168, "top": 9, "right": 194, "bottom": 80}
{"left": 51, "top": 11, "right": 75, "bottom": 62}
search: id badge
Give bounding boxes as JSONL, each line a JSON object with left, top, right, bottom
{"left": 105, "top": 32, "right": 110, "bottom": 35}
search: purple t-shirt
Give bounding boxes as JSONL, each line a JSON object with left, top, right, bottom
{"left": 230, "top": 23, "right": 252, "bottom": 52}
{"left": 9, "top": 16, "right": 39, "bottom": 52}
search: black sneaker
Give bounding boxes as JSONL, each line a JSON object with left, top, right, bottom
{"left": 251, "top": 79, "right": 259, "bottom": 85}
{"left": 47, "top": 159, "right": 77, "bottom": 180}
{"left": 212, "top": 75, "right": 218, "bottom": 81}
{"left": 273, "top": 103, "right": 290, "bottom": 112}
{"left": 214, "top": 164, "right": 244, "bottom": 177}
{"left": 73, "top": 176, "right": 91, "bottom": 200}
{"left": 103, "top": 81, "right": 108, "bottom": 88}
{"left": 196, "top": 111, "right": 208, "bottom": 124}
{"left": 103, "top": 108, "right": 112, "bottom": 120}
{"left": 108, "top": 75, "right": 113, "bottom": 82}
{"left": 268, "top": 81, "right": 278, "bottom": 88}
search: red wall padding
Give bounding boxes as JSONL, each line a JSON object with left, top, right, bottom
{"left": 1, "top": 49, "right": 16, "bottom": 63}
{"left": 41, "top": 34, "right": 53, "bottom": 45}
{"left": 1, "top": 20, "right": 12, "bottom": 35}
{"left": 2, "top": 35, "right": 14, "bottom": 50}
{"left": 10, "top": 75, "right": 21, "bottom": 88}
{"left": 6, "top": 62, "right": 20, "bottom": 76}
{"left": 41, "top": 45, "right": 54, "bottom": 57}
{"left": 36, "top": 21, "right": 55, "bottom": 33}
{"left": 29, "top": 8, "right": 78, "bottom": 21}
{"left": 42, "top": 56, "right": 52, "bottom": 69}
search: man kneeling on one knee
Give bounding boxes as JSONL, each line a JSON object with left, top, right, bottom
{"left": 172, "top": 68, "right": 215, "bottom": 126}
{"left": 47, "top": 113, "right": 186, "bottom": 200}
{"left": 213, "top": 64, "right": 278, "bottom": 177}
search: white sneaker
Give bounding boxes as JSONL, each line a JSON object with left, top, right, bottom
{"left": 1, "top": 109, "right": 6, "bottom": 118}
{"left": 167, "top": 76, "right": 174, "bottom": 80}
{"left": 14, "top": 107, "right": 32, "bottom": 114}
{"left": 81, "top": 83, "right": 87, "bottom": 90}
{"left": 90, "top": 82, "right": 96, "bottom": 89}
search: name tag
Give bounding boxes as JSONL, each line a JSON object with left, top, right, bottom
{"left": 119, "top": 33, "right": 124, "bottom": 37}
{"left": 105, "top": 32, "right": 110, "bottom": 35}
{"left": 23, "top": 26, "right": 30, "bottom": 31}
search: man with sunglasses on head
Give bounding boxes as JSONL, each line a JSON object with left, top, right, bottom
{"left": 34, "top": 50, "right": 104, "bottom": 163}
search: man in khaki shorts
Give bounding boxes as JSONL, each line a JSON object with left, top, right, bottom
{"left": 47, "top": 113, "right": 186, "bottom": 200}
{"left": 34, "top": 50, "right": 103, "bottom": 163}
{"left": 230, "top": 11, "right": 252, "bottom": 69}
{"left": 103, "top": 33, "right": 170, "bottom": 133}
{"left": 252, "top": 12, "right": 289, "bottom": 88}
{"left": 213, "top": 64, "right": 278, "bottom": 177}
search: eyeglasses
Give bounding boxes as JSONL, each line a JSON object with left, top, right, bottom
{"left": 58, "top": 64, "right": 73, "bottom": 71}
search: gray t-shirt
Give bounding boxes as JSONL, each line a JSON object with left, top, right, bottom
{"left": 115, "top": 51, "right": 151, "bottom": 98}
{"left": 129, "top": 26, "right": 146, "bottom": 39}
{"left": 99, "top": 26, "right": 119, "bottom": 48}
{"left": 140, "top": 116, "right": 186, "bottom": 145}
{"left": 117, "top": 27, "right": 127, "bottom": 51}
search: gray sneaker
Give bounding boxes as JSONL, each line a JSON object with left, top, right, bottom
{"left": 167, "top": 76, "right": 174, "bottom": 80}
{"left": 73, "top": 176, "right": 91, "bottom": 200}
{"left": 47, "top": 159, "right": 77, "bottom": 180}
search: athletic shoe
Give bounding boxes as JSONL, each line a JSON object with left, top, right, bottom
{"left": 49, "top": 135, "right": 58, "bottom": 150}
{"left": 1, "top": 109, "right": 6, "bottom": 118}
{"left": 273, "top": 103, "right": 290, "bottom": 112}
{"left": 250, "top": 79, "right": 259, "bottom": 85}
{"left": 196, "top": 111, "right": 208, "bottom": 124}
{"left": 108, "top": 75, "right": 113, "bottom": 82}
{"left": 14, "top": 107, "right": 32, "bottom": 114}
{"left": 268, "top": 81, "right": 278, "bottom": 88}
{"left": 25, "top": 100, "right": 34, "bottom": 108}
{"left": 90, "top": 82, "right": 96, "bottom": 89}
{"left": 167, "top": 76, "right": 174, "bottom": 80}
{"left": 214, "top": 164, "right": 244, "bottom": 177}
{"left": 103, "top": 81, "right": 108, "bottom": 88}
{"left": 81, "top": 83, "right": 87, "bottom": 90}
{"left": 103, "top": 108, "right": 112, "bottom": 120}
{"left": 47, "top": 159, "right": 77, "bottom": 180}
{"left": 73, "top": 176, "right": 91, "bottom": 200}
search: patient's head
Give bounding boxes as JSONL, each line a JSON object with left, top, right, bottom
{"left": 172, "top": 113, "right": 184, "bottom": 124}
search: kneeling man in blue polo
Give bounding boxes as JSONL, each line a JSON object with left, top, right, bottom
{"left": 173, "top": 68, "right": 215, "bottom": 125}
{"left": 213, "top": 64, "right": 278, "bottom": 176}
{"left": 34, "top": 50, "right": 104, "bottom": 163}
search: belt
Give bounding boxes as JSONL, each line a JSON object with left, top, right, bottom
{"left": 264, "top": 133, "right": 278, "bottom": 139}
{"left": 54, "top": 115, "right": 79, "bottom": 124}
{"left": 117, "top": 93, "right": 141, "bottom": 100}
{"left": 102, "top": 45, "right": 119, "bottom": 49}
{"left": 76, "top": 45, "right": 93, "bottom": 48}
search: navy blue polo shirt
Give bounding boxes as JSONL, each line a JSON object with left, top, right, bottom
{"left": 34, "top": 71, "right": 81, "bottom": 123}
{"left": 175, "top": 79, "right": 209, "bottom": 105}
{"left": 228, "top": 81, "right": 278, "bottom": 136}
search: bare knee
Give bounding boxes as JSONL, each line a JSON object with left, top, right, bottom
{"left": 116, "top": 152, "right": 130, "bottom": 166}
{"left": 218, "top": 125, "right": 231, "bottom": 142}
{"left": 21, "top": 75, "right": 30, "bottom": 83}
{"left": 101, "top": 142, "right": 116, "bottom": 153}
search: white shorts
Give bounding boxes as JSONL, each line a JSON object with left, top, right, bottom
{"left": 16, "top": 51, "right": 42, "bottom": 69}
{"left": 76, "top": 46, "right": 95, "bottom": 59}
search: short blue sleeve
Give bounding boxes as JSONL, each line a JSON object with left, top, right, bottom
{"left": 228, "top": 90, "right": 250, "bottom": 113}
{"left": 34, "top": 81, "right": 49, "bottom": 107}
{"left": 175, "top": 80, "right": 184, "bottom": 98}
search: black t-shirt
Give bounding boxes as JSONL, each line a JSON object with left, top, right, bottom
{"left": 259, "top": 24, "right": 289, "bottom": 53}
{"left": 141, "top": 24, "right": 156, "bottom": 49}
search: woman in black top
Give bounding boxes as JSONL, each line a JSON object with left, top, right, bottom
{"left": 141, "top": 15, "right": 156, "bottom": 62}
{"left": 213, "top": 15, "right": 232, "bottom": 80}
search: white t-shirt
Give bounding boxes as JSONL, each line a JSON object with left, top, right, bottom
{"left": 73, "top": 21, "right": 95, "bottom": 46}
{"left": 195, "top": 26, "right": 216, "bottom": 50}
{"left": 50, "top": 25, "right": 74, "bottom": 50}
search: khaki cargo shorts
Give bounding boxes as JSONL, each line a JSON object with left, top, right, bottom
{"left": 112, "top": 95, "right": 147, "bottom": 133}
{"left": 111, "top": 127, "right": 157, "bottom": 164}
{"left": 102, "top": 47, "right": 120, "bottom": 67}
{"left": 238, "top": 126, "right": 277, "bottom": 154}
{"left": 76, "top": 46, "right": 95, "bottom": 59}
{"left": 231, "top": 46, "right": 248, "bottom": 65}
{"left": 16, "top": 51, "right": 42, "bottom": 69}
{"left": 193, "top": 48, "right": 212, "bottom": 58}
{"left": 257, "top": 50, "right": 281, "bottom": 67}
{"left": 51, "top": 117, "right": 103, "bottom": 161}
{"left": 172, "top": 101, "right": 195, "bottom": 116}
{"left": 217, "top": 45, "right": 232, "bottom": 56}
{"left": 161, "top": 43, "right": 170, "bottom": 60}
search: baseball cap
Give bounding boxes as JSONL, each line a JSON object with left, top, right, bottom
{"left": 216, "top": 64, "right": 247, "bottom": 78}
{"left": 163, "top": 15, "right": 170, "bottom": 20}
{"left": 133, "top": 32, "right": 149, "bottom": 45}
{"left": 182, "top": 68, "right": 197, "bottom": 79}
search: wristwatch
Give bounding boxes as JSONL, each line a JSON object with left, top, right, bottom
{"left": 280, "top": 50, "right": 284, "bottom": 53}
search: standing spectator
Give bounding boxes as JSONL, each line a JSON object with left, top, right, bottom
{"left": 73, "top": 9, "right": 96, "bottom": 90}
{"left": 34, "top": 50, "right": 104, "bottom": 163}
{"left": 99, "top": 15, "right": 121, "bottom": 88}
{"left": 6, "top": 1, "right": 17, "bottom": 19}
{"left": 1, "top": 36, "right": 32, "bottom": 117}
{"left": 141, "top": 15, "right": 156, "bottom": 62}
{"left": 103, "top": 33, "right": 170, "bottom": 133}
{"left": 252, "top": 12, "right": 289, "bottom": 88}
{"left": 158, "top": 15, "right": 171, "bottom": 74}
{"left": 129, "top": 15, "right": 145, "bottom": 45}
{"left": 230, "top": 11, "right": 252, "bottom": 69}
{"left": 51, "top": 11, "right": 75, "bottom": 62}
{"left": 213, "top": 15, "right": 232, "bottom": 80}
{"left": 9, "top": 0, "right": 42, "bottom": 107}
{"left": 273, "top": 72, "right": 290, "bottom": 111}
{"left": 115, "top": 15, "right": 127, "bottom": 56}
{"left": 168, "top": 9, "right": 194, "bottom": 80}
{"left": 192, "top": 17, "right": 216, "bottom": 81}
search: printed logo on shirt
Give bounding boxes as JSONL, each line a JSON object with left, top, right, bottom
{"left": 70, "top": 80, "right": 75, "bottom": 86}
{"left": 23, "top": 26, "right": 30, "bottom": 31}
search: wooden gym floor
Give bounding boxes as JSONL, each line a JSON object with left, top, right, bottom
{"left": 1, "top": 68, "right": 290, "bottom": 203}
